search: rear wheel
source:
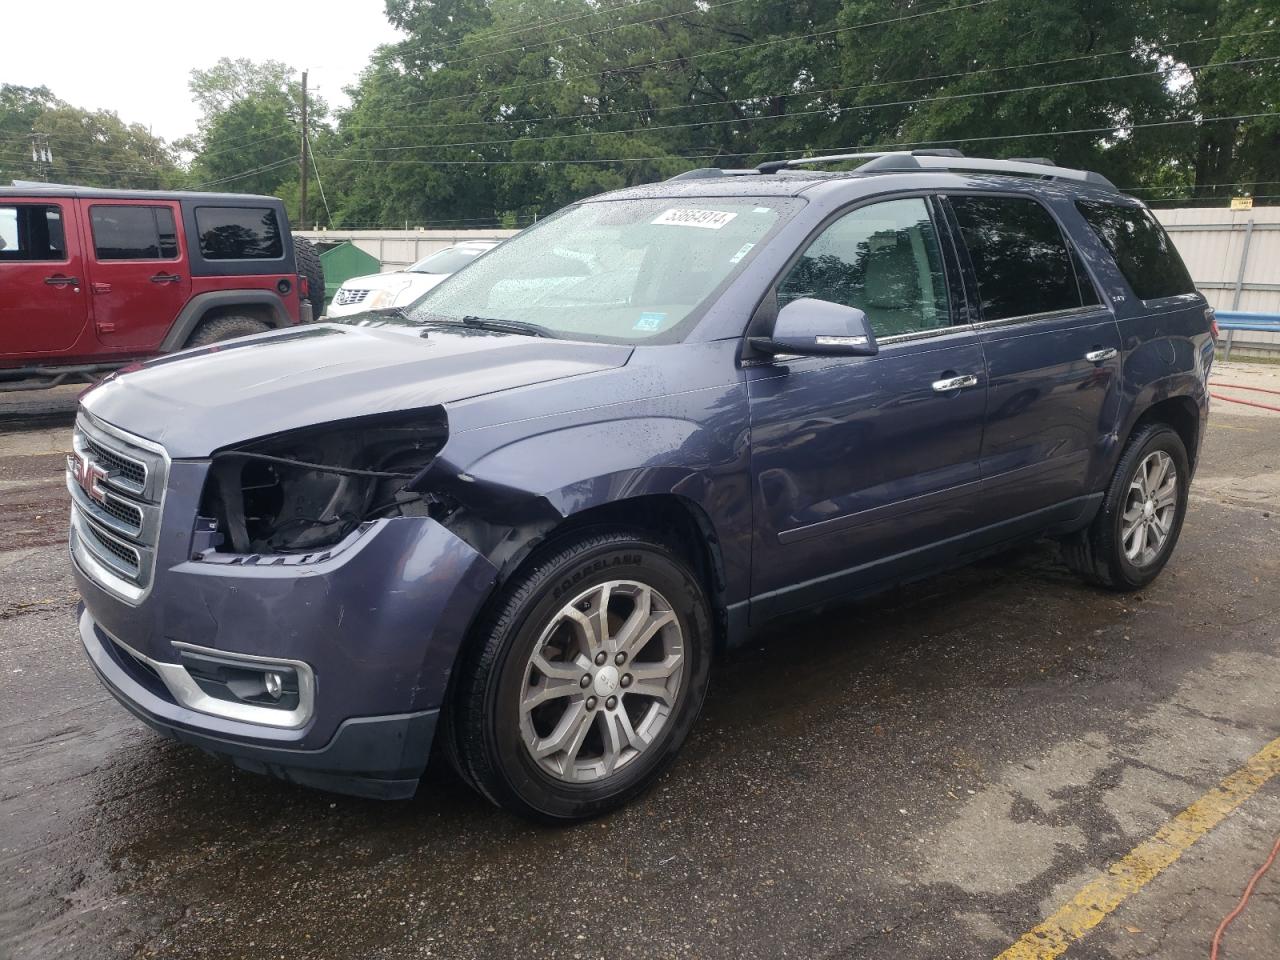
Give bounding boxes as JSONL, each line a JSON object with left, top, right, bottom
{"left": 450, "top": 531, "right": 713, "bottom": 822}
{"left": 184, "top": 314, "right": 269, "bottom": 348}
{"left": 292, "top": 236, "right": 325, "bottom": 320}
{"left": 1062, "top": 423, "right": 1190, "bottom": 590}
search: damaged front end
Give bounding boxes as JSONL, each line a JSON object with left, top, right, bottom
{"left": 198, "top": 407, "right": 456, "bottom": 557}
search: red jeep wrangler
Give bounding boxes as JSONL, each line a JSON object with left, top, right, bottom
{"left": 0, "top": 183, "right": 324, "bottom": 391}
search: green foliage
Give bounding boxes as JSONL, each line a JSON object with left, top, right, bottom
{"left": 0, "top": 84, "right": 180, "bottom": 188}
{"left": 4, "top": 3, "right": 1276, "bottom": 216}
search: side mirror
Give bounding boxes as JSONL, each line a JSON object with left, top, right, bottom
{"left": 750, "top": 297, "right": 879, "bottom": 357}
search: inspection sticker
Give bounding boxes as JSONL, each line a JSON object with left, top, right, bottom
{"left": 729, "top": 242, "right": 755, "bottom": 264}
{"left": 651, "top": 208, "right": 738, "bottom": 229}
{"left": 634, "top": 311, "right": 667, "bottom": 331}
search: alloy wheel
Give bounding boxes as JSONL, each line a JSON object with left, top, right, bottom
{"left": 518, "top": 580, "right": 684, "bottom": 783}
{"left": 1121, "top": 450, "right": 1178, "bottom": 567}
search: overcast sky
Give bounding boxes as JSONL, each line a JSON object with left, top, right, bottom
{"left": 6, "top": 0, "right": 403, "bottom": 143}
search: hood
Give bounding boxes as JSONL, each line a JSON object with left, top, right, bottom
{"left": 81, "top": 322, "right": 633, "bottom": 457}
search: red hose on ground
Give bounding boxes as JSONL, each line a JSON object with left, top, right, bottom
{"left": 1210, "top": 832, "right": 1280, "bottom": 959}
{"left": 1209, "top": 381, "right": 1280, "bottom": 397}
{"left": 1210, "top": 392, "right": 1280, "bottom": 413}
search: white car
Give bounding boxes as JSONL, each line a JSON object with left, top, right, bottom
{"left": 325, "top": 240, "right": 502, "bottom": 318}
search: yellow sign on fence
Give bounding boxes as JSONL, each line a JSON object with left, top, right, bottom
{"left": 1230, "top": 196, "right": 1254, "bottom": 210}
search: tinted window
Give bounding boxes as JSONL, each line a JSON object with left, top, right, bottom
{"left": 90, "top": 205, "right": 178, "bottom": 260}
{"left": 0, "top": 204, "right": 66, "bottom": 261}
{"left": 196, "top": 206, "right": 283, "bottom": 260}
{"left": 951, "top": 195, "right": 1079, "bottom": 321}
{"left": 1075, "top": 200, "right": 1195, "bottom": 300}
{"left": 777, "top": 197, "right": 951, "bottom": 337}
{"left": 1071, "top": 244, "right": 1102, "bottom": 307}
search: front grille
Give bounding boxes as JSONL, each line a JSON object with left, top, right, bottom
{"left": 68, "top": 414, "right": 168, "bottom": 604}
{"left": 83, "top": 436, "right": 147, "bottom": 488}
{"left": 335, "top": 288, "right": 370, "bottom": 306}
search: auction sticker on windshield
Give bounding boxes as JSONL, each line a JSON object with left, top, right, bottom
{"left": 651, "top": 208, "right": 738, "bottom": 229}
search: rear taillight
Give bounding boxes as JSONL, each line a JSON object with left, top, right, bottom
{"left": 299, "top": 275, "right": 310, "bottom": 300}
{"left": 1206, "top": 307, "right": 1219, "bottom": 340}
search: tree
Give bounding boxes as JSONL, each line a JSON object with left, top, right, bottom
{"left": 184, "top": 58, "right": 328, "bottom": 221}
{"left": 0, "top": 84, "right": 179, "bottom": 189}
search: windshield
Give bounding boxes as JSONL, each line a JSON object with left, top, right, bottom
{"left": 407, "top": 245, "right": 493, "bottom": 274}
{"left": 404, "top": 197, "right": 798, "bottom": 343}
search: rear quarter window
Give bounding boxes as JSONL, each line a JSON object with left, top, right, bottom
{"left": 1075, "top": 200, "right": 1195, "bottom": 300}
{"left": 195, "top": 206, "right": 283, "bottom": 260}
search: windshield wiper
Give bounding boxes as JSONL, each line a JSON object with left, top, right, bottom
{"left": 460, "top": 315, "right": 555, "bottom": 338}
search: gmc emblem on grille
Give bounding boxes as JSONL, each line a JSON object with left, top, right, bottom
{"left": 70, "top": 453, "right": 110, "bottom": 505}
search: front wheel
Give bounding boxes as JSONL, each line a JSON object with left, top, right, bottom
{"left": 1062, "top": 423, "right": 1190, "bottom": 590}
{"left": 449, "top": 531, "right": 713, "bottom": 822}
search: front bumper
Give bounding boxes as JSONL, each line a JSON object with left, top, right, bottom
{"left": 81, "top": 607, "right": 437, "bottom": 798}
{"left": 72, "top": 449, "right": 499, "bottom": 798}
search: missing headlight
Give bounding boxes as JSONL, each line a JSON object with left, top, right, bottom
{"left": 199, "top": 409, "right": 451, "bottom": 555}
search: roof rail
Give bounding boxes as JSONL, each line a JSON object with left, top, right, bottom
{"left": 665, "top": 167, "right": 758, "bottom": 181}
{"left": 854, "top": 153, "right": 1117, "bottom": 190}
{"left": 756, "top": 148, "right": 962, "bottom": 174}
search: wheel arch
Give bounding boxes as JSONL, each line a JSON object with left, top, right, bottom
{"left": 1123, "top": 393, "right": 1203, "bottom": 472}
{"left": 161, "top": 290, "right": 294, "bottom": 352}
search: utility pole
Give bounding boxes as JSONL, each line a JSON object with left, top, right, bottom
{"left": 299, "top": 70, "right": 309, "bottom": 229}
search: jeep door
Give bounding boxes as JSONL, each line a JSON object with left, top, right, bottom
{"left": 0, "top": 198, "right": 90, "bottom": 357}
{"left": 941, "top": 193, "right": 1123, "bottom": 531}
{"left": 79, "top": 199, "right": 191, "bottom": 350}
{"left": 745, "top": 195, "right": 988, "bottom": 621}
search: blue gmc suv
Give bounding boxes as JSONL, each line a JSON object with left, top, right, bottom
{"left": 69, "top": 151, "right": 1212, "bottom": 821}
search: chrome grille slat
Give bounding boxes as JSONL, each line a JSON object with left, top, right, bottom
{"left": 68, "top": 413, "right": 168, "bottom": 605}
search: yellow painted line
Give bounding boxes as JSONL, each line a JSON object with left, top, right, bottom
{"left": 996, "top": 734, "right": 1280, "bottom": 960}
{"left": 1210, "top": 422, "right": 1259, "bottom": 433}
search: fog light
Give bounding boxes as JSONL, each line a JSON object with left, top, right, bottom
{"left": 264, "top": 671, "right": 284, "bottom": 700}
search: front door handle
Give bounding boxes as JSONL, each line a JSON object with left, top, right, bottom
{"left": 932, "top": 373, "right": 980, "bottom": 393}
{"left": 150, "top": 273, "right": 182, "bottom": 284}
{"left": 44, "top": 275, "right": 80, "bottom": 287}
{"left": 1085, "top": 347, "right": 1118, "bottom": 363}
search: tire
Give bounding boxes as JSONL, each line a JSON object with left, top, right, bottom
{"left": 184, "top": 314, "right": 270, "bottom": 348}
{"left": 292, "top": 236, "right": 325, "bottom": 320}
{"left": 1062, "top": 423, "right": 1190, "bottom": 591}
{"left": 449, "top": 530, "right": 713, "bottom": 823}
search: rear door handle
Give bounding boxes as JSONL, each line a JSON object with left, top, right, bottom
{"left": 932, "top": 373, "right": 980, "bottom": 393}
{"left": 44, "top": 275, "right": 79, "bottom": 287}
{"left": 1085, "top": 347, "right": 1118, "bottom": 363}
{"left": 150, "top": 273, "right": 182, "bottom": 284}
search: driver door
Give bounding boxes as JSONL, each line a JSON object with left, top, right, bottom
{"left": 745, "top": 196, "right": 988, "bottom": 621}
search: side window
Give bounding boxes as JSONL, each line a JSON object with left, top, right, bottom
{"left": 950, "top": 195, "right": 1080, "bottom": 321}
{"left": 90, "top": 205, "right": 178, "bottom": 260}
{"left": 0, "top": 204, "right": 66, "bottom": 261}
{"left": 195, "top": 206, "right": 283, "bottom": 260}
{"left": 1075, "top": 200, "right": 1195, "bottom": 300}
{"left": 1071, "top": 245, "right": 1102, "bottom": 307}
{"left": 777, "top": 197, "right": 951, "bottom": 337}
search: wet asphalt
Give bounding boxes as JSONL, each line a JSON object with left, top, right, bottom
{"left": 2, "top": 384, "right": 1278, "bottom": 960}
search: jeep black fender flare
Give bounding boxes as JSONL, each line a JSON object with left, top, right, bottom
{"left": 160, "top": 290, "right": 295, "bottom": 353}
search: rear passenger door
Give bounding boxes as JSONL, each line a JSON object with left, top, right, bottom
{"left": 80, "top": 199, "right": 191, "bottom": 350}
{"left": 943, "top": 193, "right": 1123, "bottom": 530}
{"left": 746, "top": 196, "right": 988, "bottom": 619}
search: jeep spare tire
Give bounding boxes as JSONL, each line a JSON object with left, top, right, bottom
{"left": 292, "top": 235, "right": 325, "bottom": 320}
{"left": 185, "top": 315, "right": 270, "bottom": 348}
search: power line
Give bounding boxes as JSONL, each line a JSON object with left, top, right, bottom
{"left": 335, "top": 55, "right": 1279, "bottom": 156}
{"left": 427, "top": 0, "right": 753, "bottom": 69}
{"left": 388, "top": 0, "right": 1004, "bottom": 111}
{"left": 307, "top": 111, "right": 1280, "bottom": 167}
{"left": 335, "top": 25, "right": 1279, "bottom": 140}
{"left": 371, "top": 0, "right": 677, "bottom": 63}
